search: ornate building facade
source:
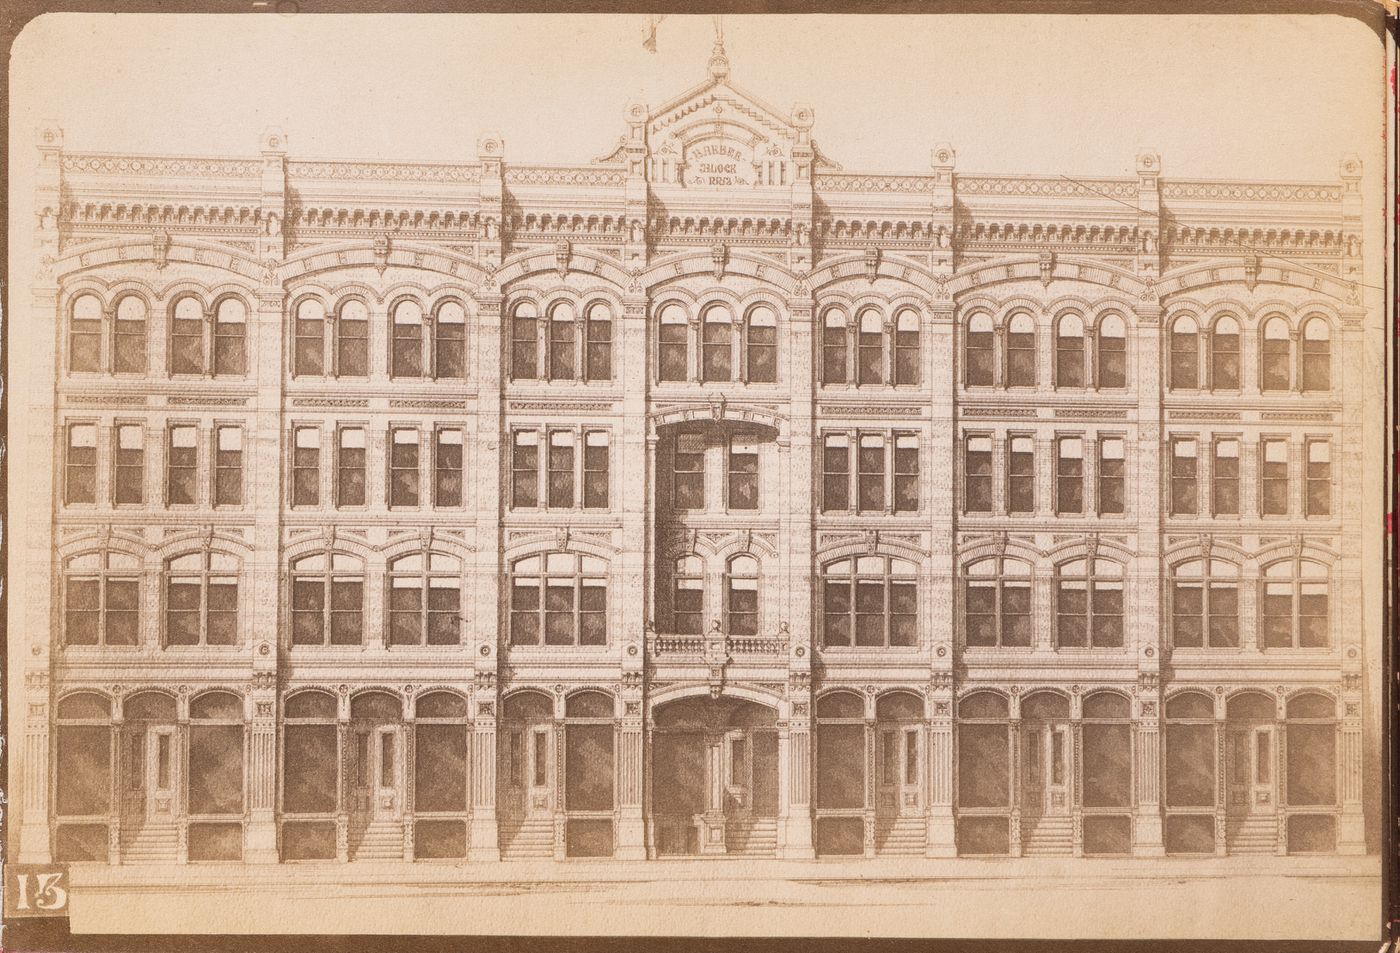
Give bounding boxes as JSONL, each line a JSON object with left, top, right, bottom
{"left": 15, "top": 45, "right": 1373, "bottom": 868}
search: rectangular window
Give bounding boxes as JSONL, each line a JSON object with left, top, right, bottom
{"left": 337, "top": 308, "right": 369, "bottom": 377}
{"left": 1170, "top": 438, "right": 1199, "bottom": 515}
{"left": 893, "top": 434, "right": 919, "bottom": 513}
{"left": 548, "top": 430, "right": 576, "bottom": 508}
{"left": 392, "top": 307, "right": 424, "bottom": 378}
{"left": 65, "top": 423, "right": 98, "bottom": 505}
{"left": 336, "top": 428, "right": 366, "bottom": 507}
{"left": 166, "top": 425, "right": 198, "bottom": 506}
{"left": 291, "top": 427, "right": 320, "bottom": 507}
{"left": 857, "top": 434, "right": 885, "bottom": 513}
{"left": 434, "top": 429, "right": 463, "bottom": 507}
{"left": 113, "top": 424, "right": 144, "bottom": 505}
{"left": 1007, "top": 436, "right": 1035, "bottom": 514}
{"left": 1056, "top": 437, "right": 1084, "bottom": 514}
{"left": 584, "top": 431, "right": 610, "bottom": 509}
{"left": 213, "top": 426, "right": 243, "bottom": 507}
{"left": 964, "top": 435, "right": 992, "bottom": 513}
{"left": 512, "top": 431, "right": 540, "bottom": 508}
{"left": 212, "top": 304, "right": 247, "bottom": 377}
{"left": 113, "top": 305, "right": 147, "bottom": 374}
{"left": 512, "top": 311, "right": 538, "bottom": 380}
{"left": 1261, "top": 439, "right": 1289, "bottom": 516}
{"left": 658, "top": 317, "right": 687, "bottom": 382}
{"left": 1212, "top": 439, "right": 1240, "bottom": 516}
{"left": 70, "top": 303, "right": 102, "bottom": 373}
{"left": 857, "top": 312, "right": 884, "bottom": 384}
{"left": 435, "top": 306, "right": 466, "bottom": 380}
{"left": 822, "top": 314, "right": 847, "bottom": 385}
{"left": 673, "top": 431, "right": 705, "bottom": 510}
{"left": 389, "top": 429, "right": 420, "bottom": 507}
{"left": 1305, "top": 440, "right": 1331, "bottom": 516}
{"left": 894, "top": 311, "right": 919, "bottom": 385}
{"left": 1098, "top": 437, "right": 1125, "bottom": 515}
{"left": 822, "top": 434, "right": 850, "bottom": 512}
{"left": 1172, "top": 581, "right": 1203, "bottom": 647}
{"left": 728, "top": 436, "right": 759, "bottom": 510}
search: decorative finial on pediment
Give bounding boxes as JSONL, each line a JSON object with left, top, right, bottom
{"left": 707, "top": 15, "right": 730, "bottom": 82}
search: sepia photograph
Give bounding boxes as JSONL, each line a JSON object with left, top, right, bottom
{"left": 3, "top": 7, "right": 1393, "bottom": 945}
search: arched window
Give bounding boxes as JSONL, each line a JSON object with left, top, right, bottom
{"left": 1055, "top": 313, "right": 1085, "bottom": 388}
{"left": 434, "top": 300, "right": 467, "bottom": 380}
{"left": 1170, "top": 558, "right": 1240, "bottom": 648}
{"left": 893, "top": 308, "right": 920, "bottom": 385}
{"left": 511, "top": 301, "right": 540, "bottom": 380}
{"left": 1261, "top": 557, "right": 1329, "bottom": 649}
{"left": 63, "top": 550, "right": 141, "bottom": 646}
{"left": 170, "top": 295, "right": 206, "bottom": 375}
{"left": 1096, "top": 313, "right": 1126, "bottom": 388}
{"left": 414, "top": 690, "right": 471, "bottom": 856}
{"left": 672, "top": 554, "right": 704, "bottom": 635}
{"left": 1299, "top": 317, "right": 1331, "bottom": 392}
{"left": 1261, "top": 316, "right": 1291, "bottom": 392}
{"left": 1210, "top": 315, "right": 1240, "bottom": 391}
{"left": 290, "top": 552, "right": 364, "bottom": 646}
{"left": 821, "top": 308, "right": 848, "bottom": 384}
{"left": 856, "top": 308, "right": 884, "bottom": 384}
{"left": 510, "top": 552, "right": 608, "bottom": 647}
{"left": 281, "top": 690, "right": 338, "bottom": 859}
{"left": 391, "top": 299, "right": 425, "bottom": 378}
{"left": 1081, "top": 692, "right": 1133, "bottom": 835}
{"left": 165, "top": 551, "right": 239, "bottom": 646}
{"left": 585, "top": 302, "right": 612, "bottom": 381}
{"left": 1285, "top": 694, "right": 1337, "bottom": 820}
{"left": 1054, "top": 558, "right": 1123, "bottom": 648}
{"left": 964, "top": 313, "right": 994, "bottom": 387}
{"left": 113, "top": 295, "right": 148, "bottom": 374}
{"left": 293, "top": 298, "right": 326, "bottom": 376}
{"left": 822, "top": 555, "right": 918, "bottom": 648}
{"left": 1163, "top": 691, "right": 1217, "bottom": 854}
{"left": 725, "top": 555, "right": 759, "bottom": 636}
{"left": 188, "top": 692, "right": 245, "bottom": 849}
{"left": 745, "top": 305, "right": 777, "bottom": 383}
{"left": 213, "top": 297, "right": 248, "bottom": 377}
{"left": 54, "top": 693, "right": 113, "bottom": 861}
{"left": 815, "top": 691, "right": 867, "bottom": 847}
{"left": 657, "top": 303, "right": 689, "bottom": 382}
{"left": 1005, "top": 312, "right": 1035, "bottom": 387}
{"left": 69, "top": 293, "right": 104, "bottom": 372}
{"left": 956, "top": 691, "right": 1011, "bottom": 855}
{"left": 563, "top": 691, "right": 616, "bottom": 855}
{"left": 335, "top": 299, "right": 370, "bottom": 377}
{"left": 387, "top": 552, "right": 462, "bottom": 646}
{"left": 701, "top": 304, "right": 733, "bottom": 382}
{"left": 1169, "top": 315, "right": 1199, "bottom": 390}
{"left": 548, "top": 302, "right": 577, "bottom": 380}
{"left": 963, "top": 556, "right": 1032, "bottom": 647}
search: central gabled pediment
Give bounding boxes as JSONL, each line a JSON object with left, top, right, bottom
{"left": 597, "top": 42, "right": 839, "bottom": 189}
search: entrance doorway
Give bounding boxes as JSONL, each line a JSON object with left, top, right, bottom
{"left": 651, "top": 696, "right": 778, "bottom": 857}
{"left": 874, "top": 692, "right": 925, "bottom": 855}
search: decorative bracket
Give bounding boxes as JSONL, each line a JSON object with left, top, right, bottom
{"left": 864, "top": 246, "right": 881, "bottom": 283}
{"left": 1039, "top": 251, "right": 1055, "bottom": 288}
{"left": 711, "top": 243, "right": 727, "bottom": 280}
{"left": 1243, "top": 254, "right": 1260, "bottom": 292}
{"left": 373, "top": 233, "right": 391, "bottom": 275}
{"left": 555, "top": 240, "right": 572, "bottom": 277}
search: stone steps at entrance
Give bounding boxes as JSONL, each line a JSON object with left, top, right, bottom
{"left": 350, "top": 820, "right": 405, "bottom": 861}
{"left": 121, "top": 822, "right": 180, "bottom": 864}
{"left": 725, "top": 817, "right": 778, "bottom": 856}
{"left": 1225, "top": 815, "right": 1278, "bottom": 855}
{"left": 500, "top": 817, "right": 556, "bottom": 859}
{"left": 1021, "top": 815, "right": 1074, "bottom": 856}
{"left": 875, "top": 815, "right": 927, "bottom": 856}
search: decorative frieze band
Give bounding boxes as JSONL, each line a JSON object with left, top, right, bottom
{"left": 961, "top": 406, "right": 1038, "bottom": 418}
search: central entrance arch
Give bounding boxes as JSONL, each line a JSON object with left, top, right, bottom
{"left": 650, "top": 695, "right": 779, "bottom": 857}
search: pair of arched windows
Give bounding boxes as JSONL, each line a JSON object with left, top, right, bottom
{"left": 669, "top": 554, "right": 759, "bottom": 636}
{"left": 657, "top": 303, "right": 777, "bottom": 384}
{"left": 64, "top": 549, "right": 241, "bottom": 648}
{"left": 511, "top": 301, "right": 612, "bottom": 382}
{"left": 964, "top": 311, "right": 1126, "bottom": 389}
{"left": 821, "top": 307, "right": 919, "bottom": 386}
{"left": 960, "top": 556, "right": 1123, "bottom": 649}
{"left": 1169, "top": 313, "right": 1330, "bottom": 393}
{"left": 1171, "top": 556, "right": 1330, "bottom": 652}
{"left": 69, "top": 293, "right": 248, "bottom": 377}
{"left": 293, "top": 298, "right": 466, "bottom": 379}
{"left": 289, "top": 550, "right": 462, "bottom": 647}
